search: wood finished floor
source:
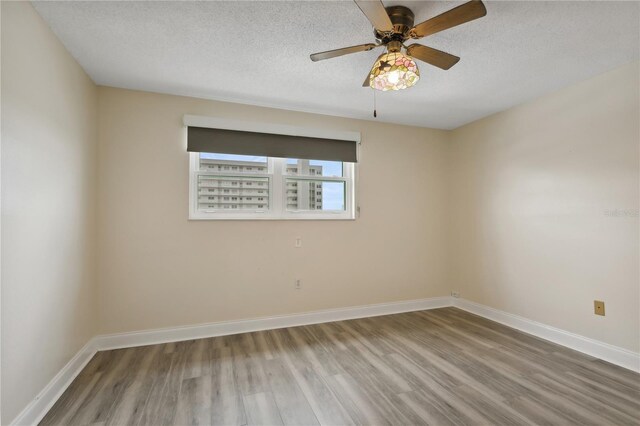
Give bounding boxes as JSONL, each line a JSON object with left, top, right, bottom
{"left": 41, "top": 308, "right": 640, "bottom": 426}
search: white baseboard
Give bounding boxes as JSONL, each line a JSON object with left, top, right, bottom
{"left": 10, "top": 339, "right": 98, "bottom": 426}
{"left": 12, "top": 295, "right": 639, "bottom": 425}
{"left": 94, "top": 296, "right": 452, "bottom": 351}
{"left": 10, "top": 296, "right": 449, "bottom": 425}
{"left": 453, "top": 298, "right": 640, "bottom": 373}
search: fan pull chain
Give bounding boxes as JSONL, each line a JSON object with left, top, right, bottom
{"left": 373, "top": 90, "right": 377, "bottom": 118}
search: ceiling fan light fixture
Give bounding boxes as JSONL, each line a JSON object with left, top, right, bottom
{"left": 368, "top": 51, "right": 420, "bottom": 91}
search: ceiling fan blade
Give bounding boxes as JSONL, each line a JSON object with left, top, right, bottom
{"left": 407, "top": 44, "right": 460, "bottom": 70}
{"left": 310, "top": 43, "right": 379, "bottom": 62}
{"left": 362, "top": 71, "right": 371, "bottom": 87}
{"left": 354, "top": 0, "right": 394, "bottom": 32}
{"left": 410, "top": 0, "right": 486, "bottom": 38}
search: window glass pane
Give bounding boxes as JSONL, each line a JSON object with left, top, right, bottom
{"left": 285, "top": 179, "right": 345, "bottom": 211}
{"left": 199, "top": 153, "right": 268, "bottom": 173}
{"left": 197, "top": 176, "right": 269, "bottom": 210}
{"left": 285, "top": 159, "right": 343, "bottom": 177}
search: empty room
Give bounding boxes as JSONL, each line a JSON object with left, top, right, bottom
{"left": 1, "top": 0, "right": 639, "bottom": 425}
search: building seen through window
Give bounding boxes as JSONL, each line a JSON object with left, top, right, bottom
{"left": 198, "top": 157, "right": 327, "bottom": 211}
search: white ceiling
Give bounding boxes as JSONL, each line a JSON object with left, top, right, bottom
{"left": 33, "top": 1, "right": 639, "bottom": 130}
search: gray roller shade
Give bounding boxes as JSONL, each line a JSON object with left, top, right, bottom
{"left": 187, "top": 126, "right": 358, "bottom": 162}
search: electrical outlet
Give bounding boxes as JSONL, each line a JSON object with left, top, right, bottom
{"left": 295, "top": 237, "right": 302, "bottom": 248}
{"left": 594, "top": 300, "right": 605, "bottom": 316}
{"left": 451, "top": 291, "right": 460, "bottom": 298}
{"left": 295, "top": 279, "right": 302, "bottom": 290}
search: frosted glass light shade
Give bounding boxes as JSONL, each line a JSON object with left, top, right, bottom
{"left": 369, "top": 51, "right": 420, "bottom": 91}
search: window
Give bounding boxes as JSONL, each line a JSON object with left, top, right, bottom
{"left": 190, "top": 154, "right": 355, "bottom": 220}
{"left": 185, "top": 115, "right": 358, "bottom": 220}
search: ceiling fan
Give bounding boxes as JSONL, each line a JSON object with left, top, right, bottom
{"left": 310, "top": 0, "right": 487, "bottom": 91}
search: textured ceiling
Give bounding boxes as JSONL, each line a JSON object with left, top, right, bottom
{"left": 33, "top": 1, "right": 639, "bottom": 130}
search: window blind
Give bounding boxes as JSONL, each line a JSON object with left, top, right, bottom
{"left": 187, "top": 126, "right": 358, "bottom": 163}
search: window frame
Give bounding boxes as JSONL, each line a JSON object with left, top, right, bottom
{"left": 189, "top": 154, "right": 356, "bottom": 220}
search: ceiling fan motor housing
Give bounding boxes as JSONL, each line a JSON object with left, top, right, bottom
{"left": 374, "top": 5, "right": 415, "bottom": 43}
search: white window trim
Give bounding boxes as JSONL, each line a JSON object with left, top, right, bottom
{"left": 182, "top": 114, "right": 361, "bottom": 220}
{"left": 186, "top": 116, "right": 359, "bottom": 221}
{"left": 189, "top": 155, "right": 355, "bottom": 220}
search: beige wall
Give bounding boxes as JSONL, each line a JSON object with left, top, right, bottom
{"left": 448, "top": 61, "right": 640, "bottom": 352}
{"left": 3, "top": 3, "right": 638, "bottom": 419}
{"left": 97, "top": 87, "right": 450, "bottom": 334}
{"left": 1, "top": 1, "right": 99, "bottom": 423}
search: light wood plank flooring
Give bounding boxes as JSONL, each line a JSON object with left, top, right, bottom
{"left": 41, "top": 308, "right": 640, "bottom": 425}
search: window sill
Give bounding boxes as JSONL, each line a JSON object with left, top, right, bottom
{"left": 188, "top": 213, "right": 356, "bottom": 221}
